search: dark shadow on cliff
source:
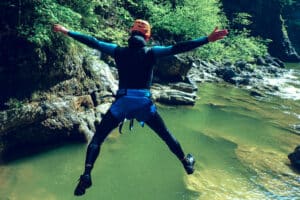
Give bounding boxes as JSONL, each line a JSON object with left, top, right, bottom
{"left": 0, "top": 141, "right": 77, "bottom": 164}
{"left": 283, "top": 2, "right": 300, "bottom": 55}
{"left": 221, "top": 0, "right": 300, "bottom": 62}
{"left": 0, "top": 33, "right": 81, "bottom": 110}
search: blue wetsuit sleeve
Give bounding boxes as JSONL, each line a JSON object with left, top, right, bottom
{"left": 151, "top": 36, "right": 209, "bottom": 58}
{"left": 68, "top": 31, "right": 117, "bottom": 56}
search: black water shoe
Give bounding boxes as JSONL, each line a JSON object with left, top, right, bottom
{"left": 182, "top": 154, "right": 195, "bottom": 175}
{"left": 74, "top": 174, "right": 92, "bottom": 196}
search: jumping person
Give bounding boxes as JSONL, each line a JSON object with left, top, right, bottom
{"left": 53, "top": 19, "right": 228, "bottom": 196}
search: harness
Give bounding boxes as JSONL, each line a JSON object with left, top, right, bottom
{"left": 114, "top": 89, "right": 152, "bottom": 134}
{"left": 116, "top": 88, "right": 151, "bottom": 98}
{"left": 118, "top": 118, "right": 139, "bottom": 134}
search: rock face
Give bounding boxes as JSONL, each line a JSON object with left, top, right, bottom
{"left": 154, "top": 55, "right": 193, "bottom": 82}
{"left": 283, "top": 2, "right": 300, "bottom": 54}
{"left": 151, "top": 82, "right": 197, "bottom": 105}
{"left": 221, "top": 0, "right": 300, "bottom": 62}
{"left": 152, "top": 55, "right": 198, "bottom": 105}
{"left": 0, "top": 50, "right": 118, "bottom": 161}
{"left": 0, "top": 94, "right": 113, "bottom": 161}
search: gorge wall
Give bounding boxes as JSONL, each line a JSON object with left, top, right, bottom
{"left": 221, "top": 0, "right": 300, "bottom": 62}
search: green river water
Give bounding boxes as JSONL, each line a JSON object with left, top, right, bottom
{"left": 1, "top": 66, "right": 300, "bottom": 200}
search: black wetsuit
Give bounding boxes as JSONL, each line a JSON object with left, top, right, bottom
{"left": 67, "top": 31, "right": 209, "bottom": 174}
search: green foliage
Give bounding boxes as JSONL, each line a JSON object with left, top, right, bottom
{"left": 212, "top": 30, "right": 269, "bottom": 62}
{"left": 18, "top": 0, "right": 82, "bottom": 47}
{"left": 16, "top": 0, "right": 269, "bottom": 63}
{"left": 139, "top": 0, "right": 267, "bottom": 62}
{"left": 148, "top": 0, "right": 226, "bottom": 39}
{"left": 17, "top": 0, "right": 135, "bottom": 47}
{"left": 179, "top": 29, "right": 268, "bottom": 62}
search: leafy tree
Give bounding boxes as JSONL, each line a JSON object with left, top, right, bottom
{"left": 13, "top": 0, "right": 269, "bottom": 62}
{"left": 138, "top": 0, "right": 267, "bottom": 61}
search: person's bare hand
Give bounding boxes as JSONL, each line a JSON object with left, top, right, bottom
{"left": 53, "top": 24, "right": 69, "bottom": 35}
{"left": 208, "top": 27, "right": 228, "bottom": 42}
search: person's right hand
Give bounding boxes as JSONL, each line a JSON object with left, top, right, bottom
{"left": 53, "top": 24, "right": 69, "bottom": 35}
{"left": 208, "top": 27, "right": 228, "bottom": 42}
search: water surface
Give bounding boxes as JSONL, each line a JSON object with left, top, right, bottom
{"left": 1, "top": 68, "right": 300, "bottom": 200}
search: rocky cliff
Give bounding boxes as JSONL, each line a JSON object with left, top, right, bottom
{"left": 283, "top": 1, "right": 300, "bottom": 54}
{"left": 221, "top": 0, "right": 300, "bottom": 62}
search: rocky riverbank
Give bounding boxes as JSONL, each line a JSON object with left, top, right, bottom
{"left": 153, "top": 53, "right": 290, "bottom": 104}
{"left": 189, "top": 55, "right": 287, "bottom": 96}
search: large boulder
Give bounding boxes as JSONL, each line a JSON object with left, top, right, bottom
{"left": 154, "top": 55, "right": 193, "bottom": 82}
{"left": 0, "top": 30, "right": 85, "bottom": 109}
{"left": 215, "top": 64, "right": 238, "bottom": 84}
{"left": 151, "top": 83, "right": 197, "bottom": 105}
{"left": 187, "top": 60, "right": 222, "bottom": 83}
{"left": 0, "top": 51, "right": 118, "bottom": 161}
{"left": 0, "top": 95, "right": 112, "bottom": 161}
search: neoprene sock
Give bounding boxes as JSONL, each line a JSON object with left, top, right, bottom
{"left": 83, "top": 165, "right": 93, "bottom": 175}
{"left": 83, "top": 143, "right": 100, "bottom": 175}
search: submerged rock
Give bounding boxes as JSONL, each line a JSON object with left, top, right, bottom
{"left": 236, "top": 145, "right": 300, "bottom": 198}
{"left": 292, "top": 124, "right": 300, "bottom": 132}
{"left": 249, "top": 90, "right": 264, "bottom": 97}
{"left": 288, "top": 145, "right": 300, "bottom": 170}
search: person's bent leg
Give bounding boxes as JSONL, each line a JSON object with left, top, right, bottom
{"left": 84, "top": 111, "right": 120, "bottom": 174}
{"left": 145, "top": 111, "right": 195, "bottom": 175}
{"left": 74, "top": 110, "right": 120, "bottom": 196}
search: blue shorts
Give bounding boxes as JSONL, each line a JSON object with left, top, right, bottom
{"left": 109, "top": 89, "right": 157, "bottom": 122}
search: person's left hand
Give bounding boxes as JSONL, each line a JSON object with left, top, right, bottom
{"left": 208, "top": 27, "right": 228, "bottom": 42}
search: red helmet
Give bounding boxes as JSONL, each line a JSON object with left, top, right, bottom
{"left": 130, "top": 19, "right": 151, "bottom": 41}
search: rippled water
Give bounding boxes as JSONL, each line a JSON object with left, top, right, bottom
{"left": 1, "top": 66, "right": 300, "bottom": 200}
{"left": 264, "top": 65, "right": 300, "bottom": 100}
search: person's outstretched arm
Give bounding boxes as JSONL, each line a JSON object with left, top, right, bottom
{"left": 53, "top": 24, "right": 117, "bottom": 56}
{"left": 152, "top": 27, "right": 228, "bottom": 58}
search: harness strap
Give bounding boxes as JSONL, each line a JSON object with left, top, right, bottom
{"left": 118, "top": 120, "right": 124, "bottom": 134}
{"left": 116, "top": 89, "right": 127, "bottom": 99}
{"left": 129, "top": 119, "right": 134, "bottom": 131}
{"left": 118, "top": 119, "right": 135, "bottom": 134}
{"left": 117, "top": 89, "right": 151, "bottom": 98}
